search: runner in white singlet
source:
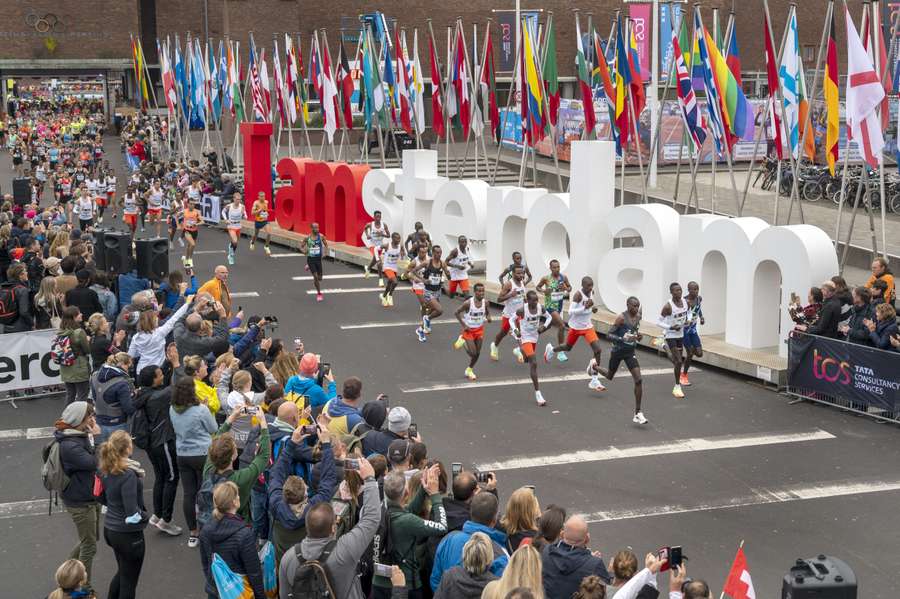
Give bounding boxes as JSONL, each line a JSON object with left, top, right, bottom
{"left": 453, "top": 282, "right": 492, "bottom": 380}
{"left": 363, "top": 211, "right": 390, "bottom": 286}
{"left": 144, "top": 181, "right": 165, "bottom": 237}
{"left": 221, "top": 192, "right": 247, "bottom": 265}
{"left": 445, "top": 236, "right": 473, "bottom": 299}
{"left": 490, "top": 265, "right": 527, "bottom": 363}
{"left": 544, "top": 276, "right": 607, "bottom": 393}
{"left": 380, "top": 232, "right": 405, "bottom": 307}
{"left": 657, "top": 282, "right": 690, "bottom": 399}
{"left": 515, "top": 290, "right": 553, "bottom": 406}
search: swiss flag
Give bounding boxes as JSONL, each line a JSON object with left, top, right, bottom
{"left": 723, "top": 547, "right": 756, "bottom": 599}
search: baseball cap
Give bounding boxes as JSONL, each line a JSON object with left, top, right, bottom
{"left": 387, "top": 439, "right": 411, "bottom": 465}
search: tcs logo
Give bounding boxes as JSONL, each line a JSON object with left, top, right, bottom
{"left": 812, "top": 349, "right": 851, "bottom": 385}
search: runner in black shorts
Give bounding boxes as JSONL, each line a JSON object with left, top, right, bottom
{"left": 300, "top": 222, "right": 328, "bottom": 302}
{"left": 594, "top": 296, "right": 647, "bottom": 425}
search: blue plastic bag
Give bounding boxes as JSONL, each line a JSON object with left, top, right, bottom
{"left": 211, "top": 553, "right": 254, "bottom": 599}
{"left": 258, "top": 540, "right": 277, "bottom": 598}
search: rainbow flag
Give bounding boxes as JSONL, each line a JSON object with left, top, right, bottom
{"left": 703, "top": 28, "right": 754, "bottom": 142}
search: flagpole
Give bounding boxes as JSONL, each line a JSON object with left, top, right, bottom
{"left": 477, "top": 22, "right": 493, "bottom": 179}
{"left": 873, "top": 0, "right": 889, "bottom": 260}
{"left": 644, "top": 4, "right": 683, "bottom": 193}
{"left": 411, "top": 28, "right": 425, "bottom": 152}
{"left": 473, "top": 22, "right": 480, "bottom": 179}
{"left": 860, "top": 1, "right": 880, "bottom": 259}
{"left": 446, "top": 24, "right": 458, "bottom": 177}
{"left": 454, "top": 19, "right": 477, "bottom": 179}
{"left": 623, "top": 17, "right": 648, "bottom": 204}
{"left": 489, "top": 29, "right": 521, "bottom": 185}
{"left": 778, "top": 5, "right": 806, "bottom": 224}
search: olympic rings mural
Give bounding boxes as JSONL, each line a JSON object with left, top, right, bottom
{"left": 25, "top": 9, "right": 63, "bottom": 34}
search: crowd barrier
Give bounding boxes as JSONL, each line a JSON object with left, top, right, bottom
{"left": 787, "top": 331, "right": 900, "bottom": 424}
{"left": 0, "top": 329, "right": 64, "bottom": 408}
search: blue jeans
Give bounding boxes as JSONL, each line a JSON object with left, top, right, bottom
{"left": 96, "top": 422, "right": 128, "bottom": 446}
{"left": 250, "top": 485, "right": 269, "bottom": 541}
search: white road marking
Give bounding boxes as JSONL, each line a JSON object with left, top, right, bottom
{"left": 341, "top": 318, "right": 457, "bottom": 330}
{"left": 293, "top": 274, "right": 367, "bottom": 281}
{"left": 0, "top": 499, "right": 67, "bottom": 519}
{"left": 0, "top": 426, "right": 55, "bottom": 441}
{"left": 230, "top": 292, "right": 260, "bottom": 298}
{"left": 268, "top": 253, "right": 303, "bottom": 258}
{"left": 192, "top": 250, "right": 226, "bottom": 254}
{"left": 583, "top": 478, "right": 900, "bottom": 523}
{"left": 305, "top": 288, "right": 383, "bottom": 294}
{"left": 401, "top": 367, "right": 683, "bottom": 393}
{"left": 476, "top": 428, "right": 835, "bottom": 471}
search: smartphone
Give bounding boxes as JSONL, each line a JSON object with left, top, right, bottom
{"left": 321, "top": 362, "right": 331, "bottom": 376}
{"left": 299, "top": 424, "right": 318, "bottom": 436}
{"left": 658, "top": 547, "right": 671, "bottom": 572}
{"left": 342, "top": 459, "right": 360, "bottom": 471}
{"left": 451, "top": 462, "right": 463, "bottom": 480}
{"left": 669, "top": 546, "right": 683, "bottom": 570}
{"left": 240, "top": 406, "right": 253, "bottom": 415}
{"left": 374, "top": 563, "right": 393, "bottom": 578}
{"left": 407, "top": 423, "right": 418, "bottom": 438}
{"left": 790, "top": 292, "right": 800, "bottom": 305}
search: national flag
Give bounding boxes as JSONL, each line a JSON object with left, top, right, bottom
{"left": 159, "top": 39, "right": 177, "bottom": 115}
{"left": 672, "top": 30, "right": 706, "bottom": 150}
{"left": 396, "top": 29, "right": 412, "bottom": 133}
{"left": 861, "top": 9, "right": 891, "bottom": 130}
{"left": 272, "top": 39, "right": 288, "bottom": 124}
{"left": 845, "top": 5, "right": 886, "bottom": 168}
{"left": 319, "top": 35, "right": 340, "bottom": 142}
{"left": 309, "top": 34, "right": 323, "bottom": 112}
{"left": 382, "top": 36, "right": 398, "bottom": 125}
{"left": 627, "top": 22, "right": 646, "bottom": 120}
{"left": 284, "top": 34, "right": 298, "bottom": 124}
{"left": 704, "top": 26, "right": 754, "bottom": 143}
{"left": 614, "top": 16, "right": 632, "bottom": 154}
{"left": 480, "top": 25, "right": 500, "bottom": 140}
{"left": 208, "top": 42, "right": 221, "bottom": 121}
{"left": 521, "top": 20, "right": 545, "bottom": 145}
{"left": 694, "top": 11, "right": 726, "bottom": 153}
{"left": 592, "top": 29, "right": 617, "bottom": 145}
{"left": 763, "top": 12, "right": 785, "bottom": 159}
{"left": 690, "top": 21, "right": 705, "bottom": 92}
{"left": 824, "top": 3, "right": 839, "bottom": 174}
{"left": 191, "top": 39, "right": 207, "bottom": 126}
{"left": 174, "top": 35, "right": 189, "bottom": 118}
{"left": 452, "top": 27, "right": 472, "bottom": 138}
{"left": 797, "top": 50, "right": 816, "bottom": 160}
{"left": 249, "top": 40, "right": 268, "bottom": 122}
{"left": 337, "top": 41, "right": 355, "bottom": 130}
{"left": 725, "top": 24, "right": 742, "bottom": 86}
{"left": 294, "top": 35, "right": 310, "bottom": 124}
{"left": 780, "top": 9, "right": 801, "bottom": 158}
{"left": 428, "top": 34, "right": 446, "bottom": 139}
{"left": 723, "top": 547, "right": 757, "bottom": 599}
{"left": 542, "top": 18, "right": 560, "bottom": 127}
{"left": 259, "top": 48, "right": 272, "bottom": 117}
{"left": 411, "top": 30, "right": 427, "bottom": 136}
{"left": 218, "top": 41, "right": 229, "bottom": 118}
{"left": 576, "top": 16, "right": 597, "bottom": 136}
{"left": 228, "top": 41, "right": 244, "bottom": 121}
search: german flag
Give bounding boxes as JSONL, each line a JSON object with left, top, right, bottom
{"left": 824, "top": 10, "right": 840, "bottom": 175}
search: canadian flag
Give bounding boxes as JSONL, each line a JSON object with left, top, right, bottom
{"left": 722, "top": 547, "right": 756, "bottom": 599}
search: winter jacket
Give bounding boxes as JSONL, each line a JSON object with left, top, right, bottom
{"left": 55, "top": 429, "right": 97, "bottom": 508}
{"left": 0, "top": 281, "right": 32, "bottom": 332}
{"left": 203, "top": 424, "right": 270, "bottom": 522}
{"left": 132, "top": 385, "right": 175, "bottom": 448}
{"left": 100, "top": 465, "right": 149, "bottom": 533}
{"left": 433, "top": 566, "right": 498, "bottom": 599}
{"left": 283, "top": 375, "right": 336, "bottom": 409}
{"left": 91, "top": 365, "right": 135, "bottom": 426}
{"left": 373, "top": 487, "right": 448, "bottom": 591}
{"left": 170, "top": 403, "right": 219, "bottom": 457}
{"left": 268, "top": 439, "right": 338, "bottom": 562}
{"left": 324, "top": 396, "right": 365, "bottom": 437}
{"left": 808, "top": 296, "right": 842, "bottom": 339}
{"left": 442, "top": 497, "right": 473, "bottom": 533}
{"left": 173, "top": 317, "right": 230, "bottom": 359}
{"left": 363, "top": 428, "right": 404, "bottom": 458}
{"left": 431, "top": 521, "right": 509, "bottom": 590}
{"left": 59, "top": 327, "right": 91, "bottom": 383}
{"left": 89, "top": 334, "right": 120, "bottom": 372}
{"left": 158, "top": 275, "right": 197, "bottom": 309}
{"left": 845, "top": 303, "right": 876, "bottom": 346}
{"left": 64, "top": 286, "right": 103, "bottom": 320}
{"left": 870, "top": 318, "right": 899, "bottom": 350}
{"left": 200, "top": 513, "right": 266, "bottom": 599}
{"left": 540, "top": 541, "right": 611, "bottom": 599}
{"left": 278, "top": 478, "right": 381, "bottom": 599}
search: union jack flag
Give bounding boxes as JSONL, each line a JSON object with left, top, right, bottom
{"left": 671, "top": 31, "right": 706, "bottom": 150}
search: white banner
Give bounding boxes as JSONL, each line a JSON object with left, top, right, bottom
{"left": 200, "top": 194, "right": 221, "bottom": 224}
{"left": 0, "top": 330, "right": 62, "bottom": 392}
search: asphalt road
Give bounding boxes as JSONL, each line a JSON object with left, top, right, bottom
{"left": 2, "top": 137, "right": 899, "bottom": 598}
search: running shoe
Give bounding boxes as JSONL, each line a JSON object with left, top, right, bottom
{"left": 249, "top": 242, "right": 255, "bottom": 251}
{"left": 490, "top": 342, "right": 499, "bottom": 361}
{"left": 535, "top": 391, "right": 546, "bottom": 406}
{"left": 589, "top": 376, "right": 607, "bottom": 391}
{"left": 453, "top": 335, "right": 466, "bottom": 350}
{"left": 379, "top": 278, "right": 385, "bottom": 288}
{"left": 180, "top": 255, "right": 187, "bottom": 267}
{"left": 464, "top": 367, "right": 477, "bottom": 381}
{"left": 557, "top": 352, "right": 568, "bottom": 362}
{"left": 316, "top": 293, "right": 324, "bottom": 302}
{"left": 680, "top": 373, "right": 691, "bottom": 386}
{"left": 423, "top": 315, "right": 432, "bottom": 333}
{"left": 586, "top": 358, "right": 597, "bottom": 376}
{"left": 227, "top": 247, "right": 235, "bottom": 265}
{"left": 304, "top": 264, "right": 310, "bottom": 272}
{"left": 513, "top": 346, "right": 524, "bottom": 363}
{"left": 672, "top": 384, "right": 685, "bottom": 399}
{"left": 416, "top": 327, "right": 427, "bottom": 342}
{"left": 543, "top": 343, "right": 555, "bottom": 363}
{"left": 156, "top": 520, "right": 183, "bottom": 536}
{"left": 169, "top": 241, "right": 174, "bottom": 250}
{"left": 364, "top": 265, "right": 370, "bottom": 278}
{"left": 381, "top": 295, "right": 388, "bottom": 307}
{"left": 187, "top": 536, "right": 199, "bottom": 548}
{"left": 264, "top": 246, "right": 271, "bottom": 256}
{"left": 387, "top": 294, "right": 394, "bottom": 307}
{"left": 149, "top": 514, "right": 160, "bottom": 527}
{"left": 97, "top": 217, "right": 103, "bottom": 224}
{"left": 185, "top": 259, "right": 193, "bottom": 269}
{"left": 632, "top": 411, "right": 648, "bottom": 425}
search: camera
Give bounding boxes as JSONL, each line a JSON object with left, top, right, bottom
{"left": 340, "top": 459, "right": 360, "bottom": 471}
{"left": 299, "top": 424, "right": 318, "bottom": 436}
{"left": 474, "top": 470, "right": 492, "bottom": 484}
{"left": 261, "top": 315, "right": 279, "bottom": 333}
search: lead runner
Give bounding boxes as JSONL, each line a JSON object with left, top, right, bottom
{"left": 453, "top": 282, "right": 491, "bottom": 380}
{"left": 515, "top": 290, "right": 553, "bottom": 406}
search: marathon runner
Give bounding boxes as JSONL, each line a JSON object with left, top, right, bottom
{"left": 657, "top": 282, "right": 689, "bottom": 399}
{"left": 75, "top": 187, "right": 95, "bottom": 232}
{"left": 363, "top": 210, "right": 389, "bottom": 285}
{"left": 405, "top": 222, "right": 432, "bottom": 259}
{"left": 535, "top": 259, "right": 572, "bottom": 359}
{"left": 250, "top": 191, "right": 272, "bottom": 255}
{"left": 491, "top": 265, "right": 527, "bottom": 362}
{"left": 445, "top": 235, "right": 473, "bottom": 299}
{"left": 181, "top": 198, "right": 202, "bottom": 268}
{"left": 498, "top": 251, "right": 533, "bottom": 285}
{"left": 300, "top": 222, "right": 328, "bottom": 302}
{"left": 453, "top": 282, "right": 492, "bottom": 380}
{"left": 221, "top": 193, "right": 247, "bottom": 265}
{"left": 167, "top": 191, "right": 185, "bottom": 250}
{"left": 516, "top": 290, "right": 553, "bottom": 406}
{"left": 543, "top": 276, "right": 607, "bottom": 392}
{"left": 593, "top": 297, "right": 647, "bottom": 424}
{"left": 144, "top": 180, "right": 165, "bottom": 238}
{"left": 407, "top": 245, "right": 451, "bottom": 342}
{"left": 407, "top": 245, "right": 429, "bottom": 316}
{"left": 122, "top": 184, "right": 140, "bottom": 236}
{"left": 105, "top": 170, "right": 117, "bottom": 220}
{"left": 88, "top": 172, "right": 106, "bottom": 224}
{"left": 380, "top": 232, "right": 405, "bottom": 307}
{"left": 681, "top": 281, "right": 704, "bottom": 387}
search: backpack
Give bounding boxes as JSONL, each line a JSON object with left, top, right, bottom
{"left": 41, "top": 439, "right": 70, "bottom": 493}
{"left": 0, "top": 284, "right": 23, "bottom": 325}
{"left": 288, "top": 540, "right": 337, "bottom": 599}
{"left": 331, "top": 497, "right": 358, "bottom": 539}
{"left": 196, "top": 471, "right": 232, "bottom": 530}
{"left": 50, "top": 333, "right": 77, "bottom": 367}
{"left": 129, "top": 407, "right": 159, "bottom": 451}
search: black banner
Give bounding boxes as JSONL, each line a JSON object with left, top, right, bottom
{"left": 788, "top": 333, "right": 900, "bottom": 412}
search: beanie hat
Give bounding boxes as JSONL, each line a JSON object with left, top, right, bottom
{"left": 361, "top": 400, "right": 388, "bottom": 430}
{"left": 299, "top": 353, "right": 319, "bottom": 377}
{"left": 387, "top": 407, "right": 412, "bottom": 434}
{"left": 60, "top": 401, "right": 89, "bottom": 427}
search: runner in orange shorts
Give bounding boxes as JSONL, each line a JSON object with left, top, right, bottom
{"left": 453, "top": 282, "right": 492, "bottom": 380}
{"left": 544, "top": 276, "right": 607, "bottom": 393}
{"left": 445, "top": 235, "right": 473, "bottom": 299}
{"left": 515, "top": 290, "right": 552, "bottom": 406}
{"left": 380, "top": 232, "right": 405, "bottom": 307}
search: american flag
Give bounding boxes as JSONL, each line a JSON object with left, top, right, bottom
{"left": 249, "top": 42, "right": 268, "bottom": 122}
{"left": 671, "top": 31, "right": 706, "bottom": 150}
